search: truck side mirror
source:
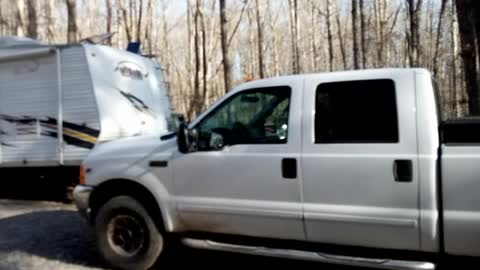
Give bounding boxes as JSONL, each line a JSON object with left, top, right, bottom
{"left": 177, "top": 122, "right": 199, "bottom": 153}
{"left": 170, "top": 113, "right": 185, "bottom": 132}
{"left": 177, "top": 122, "right": 190, "bottom": 153}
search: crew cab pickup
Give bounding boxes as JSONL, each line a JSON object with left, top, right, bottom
{"left": 73, "top": 68, "right": 480, "bottom": 270}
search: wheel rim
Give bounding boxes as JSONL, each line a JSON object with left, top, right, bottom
{"left": 107, "top": 214, "right": 146, "bottom": 257}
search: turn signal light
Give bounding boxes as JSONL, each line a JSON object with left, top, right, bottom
{"left": 79, "top": 165, "right": 86, "bottom": 185}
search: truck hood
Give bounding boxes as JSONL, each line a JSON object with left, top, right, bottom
{"left": 83, "top": 134, "right": 177, "bottom": 170}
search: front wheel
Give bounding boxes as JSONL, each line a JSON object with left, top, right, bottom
{"left": 94, "top": 196, "right": 166, "bottom": 270}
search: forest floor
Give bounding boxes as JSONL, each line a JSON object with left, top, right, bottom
{"left": 0, "top": 199, "right": 354, "bottom": 270}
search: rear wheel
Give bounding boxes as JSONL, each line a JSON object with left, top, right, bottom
{"left": 94, "top": 196, "right": 166, "bottom": 270}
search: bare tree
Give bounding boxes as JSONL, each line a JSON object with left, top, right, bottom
{"left": 200, "top": 3, "right": 208, "bottom": 107}
{"left": 16, "top": 0, "right": 25, "bottom": 36}
{"left": 255, "top": 0, "right": 265, "bottom": 78}
{"left": 267, "top": 0, "right": 281, "bottom": 75}
{"left": 475, "top": 4, "right": 480, "bottom": 63}
{"left": 188, "top": 0, "right": 202, "bottom": 118}
{"left": 219, "top": 0, "right": 232, "bottom": 93}
{"left": 451, "top": 0, "right": 462, "bottom": 116}
{"left": 309, "top": 0, "right": 318, "bottom": 71}
{"left": 352, "top": 0, "right": 360, "bottom": 69}
{"left": 456, "top": 0, "right": 479, "bottom": 114}
{"left": 26, "top": 0, "right": 37, "bottom": 38}
{"left": 432, "top": 0, "right": 448, "bottom": 80}
{"left": 106, "top": 0, "right": 113, "bottom": 45}
{"left": 1, "top": 0, "right": 463, "bottom": 118}
{"left": 336, "top": 6, "right": 347, "bottom": 69}
{"left": 406, "top": 0, "right": 423, "bottom": 67}
{"left": 144, "top": 0, "right": 154, "bottom": 54}
{"left": 66, "top": 0, "right": 78, "bottom": 42}
{"left": 118, "top": 0, "right": 132, "bottom": 42}
{"left": 288, "top": 0, "right": 300, "bottom": 74}
{"left": 136, "top": 0, "right": 143, "bottom": 42}
{"left": 44, "top": 0, "right": 56, "bottom": 42}
{"left": 359, "top": 0, "right": 367, "bottom": 68}
{"left": 326, "top": 0, "right": 334, "bottom": 71}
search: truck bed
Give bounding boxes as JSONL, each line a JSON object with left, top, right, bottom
{"left": 441, "top": 117, "right": 480, "bottom": 256}
{"left": 441, "top": 117, "right": 480, "bottom": 144}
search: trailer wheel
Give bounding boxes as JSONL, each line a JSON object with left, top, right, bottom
{"left": 94, "top": 195, "right": 166, "bottom": 270}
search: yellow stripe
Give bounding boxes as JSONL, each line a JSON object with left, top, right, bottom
{"left": 63, "top": 128, "right": 98, "bottom": 143}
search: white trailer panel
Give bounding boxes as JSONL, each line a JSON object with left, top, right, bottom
{"left": 0, "top": 37, "right": 173, "bottom": 168}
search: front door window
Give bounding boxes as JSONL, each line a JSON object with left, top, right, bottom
{"left": 195, "top": 87, "right": 291, "bottom": 150}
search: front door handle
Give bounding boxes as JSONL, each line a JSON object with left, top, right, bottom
{"left": 282, "top": 158, "right": 297, "bottom": 179}
{"left": 393, "top": 160, "right": 413, "bottom": 182}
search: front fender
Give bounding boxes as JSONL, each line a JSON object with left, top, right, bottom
{"left": 87, "top": 163, "right": 181, "bottom": 232}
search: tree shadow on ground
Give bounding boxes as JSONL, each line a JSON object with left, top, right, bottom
{"left": 0, "top": 210, "right": 358, "bottom": 269}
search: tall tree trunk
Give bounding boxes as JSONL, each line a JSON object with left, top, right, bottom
{"left": 268, "top": 0, "right": 280, "bottom": 76}
{"left": 428, "top": 0, "right": 435, "bottom": 69}
{"left": 219, "top": 0, "right": 232, "bottom": 93}
{"left": 16, "top": 0, "right": 25, "bottom": 36}
{"left": 161, "top": 0, "right": 169, "bottom": 77}
{"left": 66, "top": 0, "right": 78, "bottom": 42}
{"left": 144, "top": 0, "right": 154, "bottom": 54}
{"left": 26, "top": 0, "right": 36, "bottom": 38}
{"left": 310, "top": 0, "right": 318, "bottom": 71}
{"left": 129, "top": 0, "right": 134, "bottom": 38}
{"left": 359, "top": 0, "right": 367, "bottom": 68}
{"left": 430, "top": 0, "right": 448, "bottom": 115}
{"left": 374, "top": 0, "right": 388, "bottom": 67}
{"left": 352, "top": 0, "right": 360, "bottom": 69}
{"left": 136, "top": 0, "right": 143, "bottom": 42}
{"left": 255, "top": 0, "right": 265, "bottom": 78}
{"left": 288, "top": 0, "right": 300, "bottom": 74}
{"left": 247, "top": 7, "right": 255, "bottom": 79}
{"left": 474, "top": 4, "right": 480, "bottom": 66}
{"left": 373, "top": 0, "right": 380, "bottom": 66}
{"left": 45, "top": 0, "right": 55, "bottom": 42}
{"left": 326, "top": 0, "right": 334, "bottom": 71}
{"left": 189, "top": 0, "right": 202, "bottom": 118}
{"left": 0, "top": 4, "right": 3, "bottom": 35}
{"left": 451, "top": 0, "right": 461, "bottom": 116}
{"left": 406, "top": 0, "right": 423, "bottom": 67}
{"left": 185, "top": 0, "right": 192, "bottom": 114}
{"left": 200, "top": 7, "right": 208, "bottom": 108}
{"left": 106, "top": 0, "right": 113, "bottom": 45}
{"left": 432, "top": 0, "right": 448, "bottom": 80}
{"left": 118, "top": 0, "right": 132, "bottom": 42}
{"left": 336, "top": 9, "right": 347, "bottom": 69}
{"left": 456, "top": 0, "right": 479, "bottom": 115}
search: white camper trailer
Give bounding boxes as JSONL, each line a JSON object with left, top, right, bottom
{"left": 0, "top": 36, "right": 175, "bottom": 196}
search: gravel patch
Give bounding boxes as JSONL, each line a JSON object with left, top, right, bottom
{"left": 0, "top": 199, "right": 356, "bottom": 270}
{"left": 0, "top": 200, "right": 103, "bottom": 270}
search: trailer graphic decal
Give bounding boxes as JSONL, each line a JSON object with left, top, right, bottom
{"left": 118, "top": 89, "right": 157, "bottom": 118}
{"left": 114, "top": 61, "right": 147, "bottom": 80}
{"left": 0, "top": 115, "right": 99, "bottom": 149}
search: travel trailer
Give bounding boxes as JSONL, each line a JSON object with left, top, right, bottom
{"left": 0, "top": 36, "right": 175, "bottom": 197}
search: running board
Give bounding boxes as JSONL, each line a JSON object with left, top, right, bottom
{"left": 181, "top": 238, "right": 435, "bottom": 270}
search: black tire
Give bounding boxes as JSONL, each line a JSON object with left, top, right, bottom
{"left": 94, "top": 195, "right": 166, "bottom": 270}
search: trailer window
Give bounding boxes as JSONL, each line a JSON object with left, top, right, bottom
{"left": 315, "top": 79, "right": 399, "bottom": 143}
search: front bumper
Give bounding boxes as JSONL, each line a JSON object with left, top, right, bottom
{"left": 73, "top": 185, "right": 94, "bottom": 222}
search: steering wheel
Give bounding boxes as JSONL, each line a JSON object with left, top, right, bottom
{"left": 230, "top": 121, "right": 251, "bottom": 144}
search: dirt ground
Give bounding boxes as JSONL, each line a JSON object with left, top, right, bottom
{"left": 0, "top": 199, "right": 355, "bottom": 270}
{"left": 0, "top": 200, "right": 101, "bottom": 270}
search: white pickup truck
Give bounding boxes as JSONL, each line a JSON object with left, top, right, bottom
{"left": 73, "top": 68, "right": 480, "bottom": 270}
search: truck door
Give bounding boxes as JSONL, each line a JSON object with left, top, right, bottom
{"left": 301, "top": 74, "right": 420, "bottom": 251}
{"left": 172, "top": 81, "right": 305, "bottom": 241}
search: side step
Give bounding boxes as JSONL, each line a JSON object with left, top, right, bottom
{"left": 182, "top": 238, "right": 435, "bottom": 270}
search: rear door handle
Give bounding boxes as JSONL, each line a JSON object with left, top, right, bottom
{"left": 282, "top": 158, "right": 297, "bottom": 179}
{"left": 393, "top": 160, "right": 413, "bottom": 182}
